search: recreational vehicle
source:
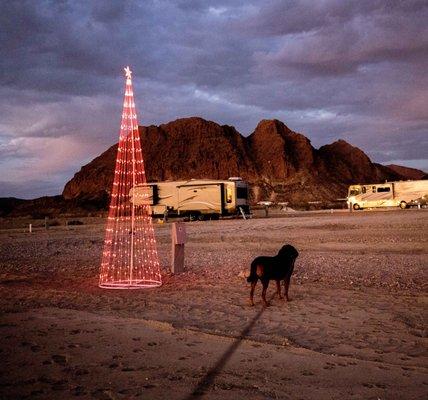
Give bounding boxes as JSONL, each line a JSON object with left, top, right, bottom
{"left": 130, "top": 178, "right": 250, "bottom": 219}
{"left": 347, "top": 180, "right": 428, "bottom": 210}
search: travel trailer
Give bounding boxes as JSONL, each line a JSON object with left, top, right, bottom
{"left": 347, "top": 180, "right": 428, "bottom": 210}
{"left": 130, "top": 178, "right": 250, "bottom": 219}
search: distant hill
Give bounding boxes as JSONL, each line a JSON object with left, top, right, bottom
{"left": 386, "top": 164, "right": 427, "bottom": 180}
{"left": 0, "top": 195, "right": 108, "bottom": 218}
{"left": 3, "top": 117, "right": 426, "bottom": 217}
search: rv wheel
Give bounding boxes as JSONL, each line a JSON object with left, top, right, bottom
{"left": 189, "top": 213, "right": 202, "bottom": 221}
{"left": 399, "top": 201, "right": 407, "bottom": 209}
{"left": 353, "top": 203, "right": 360, "bottom": 210}
{"left": 197, "top": 215, "right": 205, "bottom": 221}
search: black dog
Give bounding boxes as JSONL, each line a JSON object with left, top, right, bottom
{"left": 247, "top": 244, "right": 299, "bottom": 306}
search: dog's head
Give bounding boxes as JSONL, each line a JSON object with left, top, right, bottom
{"left": 278, "top": 244, "right": 299, "bottom": 259}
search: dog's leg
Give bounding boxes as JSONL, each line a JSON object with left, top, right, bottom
{"left": 249, "top": 281, "right": 257, "bottom": 306}
{"left": 284, "top": 276, "right": 291, "bottom": 301}
{"left": 276, "top": 280, "right": 284, "bottom": 299}
{"left": 284, "top": 259, "right": 296, "bottom": 302}
{"left": 261, "top": 281, "right": 270, "bottom": 307}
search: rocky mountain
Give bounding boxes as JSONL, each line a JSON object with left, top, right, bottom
{"left": 62, "top": 117, "right": 413, "bottom": 206}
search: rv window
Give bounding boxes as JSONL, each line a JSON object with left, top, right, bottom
{"left": 377, "top": 187, "right": 390, "bottom": 193}
{"left": 237, "top": 186, "right": 248, "bottom": 199}
{"left": 362, "top": 187, "right": 366, "bottom": 194}
{"left": 372, "top": 186, "right": 376, "bottom": 193}
{"left": 226, "top": 187, "right": 233, "bottom": 203}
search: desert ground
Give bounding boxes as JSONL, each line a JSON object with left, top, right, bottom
{"left": 0, "top": 209, "right": 427, "bottom": 399}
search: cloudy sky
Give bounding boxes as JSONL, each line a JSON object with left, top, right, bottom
{"left": 1, "top": 0, "right": 427, "bottom": 198}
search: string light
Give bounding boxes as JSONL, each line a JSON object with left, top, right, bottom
{"left": 99, "top": 66, "right": 162, "bottom": 289}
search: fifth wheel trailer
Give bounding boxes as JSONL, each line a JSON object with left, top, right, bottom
{"left": 347, "top": 180, "right": 428, "bottom": 210}
{"left": 130, "top": 178, "right": 250, "bottom": 219}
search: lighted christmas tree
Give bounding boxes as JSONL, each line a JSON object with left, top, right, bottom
{"left": 99, "top": 66, "right": 162, "bottom": 289}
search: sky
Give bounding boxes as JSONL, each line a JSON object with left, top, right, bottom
{"left": 1, "top": 0, "right": 427, "bottom": 199}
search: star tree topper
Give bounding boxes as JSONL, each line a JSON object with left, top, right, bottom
{"left": 124, "top": 66, "right": 132, "bottom": 79}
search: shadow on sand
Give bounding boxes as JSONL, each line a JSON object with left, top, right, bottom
{"left": 183, "top": 294, "right": 275, "bottom": 399}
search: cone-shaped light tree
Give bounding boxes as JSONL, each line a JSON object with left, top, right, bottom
{"left": 99, "top": 66, "right": 162, "bottom": 289}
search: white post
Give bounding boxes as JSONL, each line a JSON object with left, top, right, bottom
{"left": 171, "top": 222, "right": 186, "bottom": 274}
{"left": 29, "top": 224, "right": 32, "bottom": 233}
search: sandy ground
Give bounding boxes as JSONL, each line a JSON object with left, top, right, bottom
{"left": 0, "top": 209, "right": 427, "bottom": 399}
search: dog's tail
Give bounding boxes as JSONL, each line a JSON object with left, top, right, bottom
{"left": 247, "top": 259, "right": 259, "bottom": 283}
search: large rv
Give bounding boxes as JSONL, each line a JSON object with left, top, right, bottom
{"left": 347, "top": 180, "right": 428, "bottom": 210}
{"left": 130, "top": 178, "right": 250, "bottom": 219}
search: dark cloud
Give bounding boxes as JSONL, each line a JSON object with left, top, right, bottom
{"left": 0, "top": 0, "right": 427, "bottom": 198}
{"left": 249, "top": 3, "right": 428, "bottom": 78}
{"left": 91, "top": 1, "right": 126, "bottom": 23}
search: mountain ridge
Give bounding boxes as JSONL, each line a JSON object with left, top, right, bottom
{"left": 62, "top": 117, "right": 423, "bottom": 205}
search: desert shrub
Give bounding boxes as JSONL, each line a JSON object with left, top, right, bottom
{"left": 291, "top": 202, "right": 311, "bottom": 211}
{"left": 324, "top": 201, "right": 348, "bottom": 210}
{"left": 31, "top": 211, "right": 52, "bottom": 219}
{"left": 67, "top": 220, "right": 84, "bottom": 226}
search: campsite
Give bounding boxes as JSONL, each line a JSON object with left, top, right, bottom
{"left": 1, "top": 209, "right": 426, "bottom": 399}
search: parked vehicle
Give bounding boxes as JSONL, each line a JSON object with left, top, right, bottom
{"left": 130, "top": 178, "right": 250, "bottom": 219}
{"left": 347, "top": 180, "right": 428, "bottom": 210}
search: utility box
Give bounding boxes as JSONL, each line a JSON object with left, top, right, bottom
{"left": 171, "top": 222, "right": 186, "bottom": 273}
{"left": 172, "top": 222, "right": 186, "bottom": 244}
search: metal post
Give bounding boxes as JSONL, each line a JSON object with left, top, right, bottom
{"left": 238, "top": 206, "right": 246, "bottom": 220}
{"left": 129, "top": 86, "right": 136, "bottom": 286}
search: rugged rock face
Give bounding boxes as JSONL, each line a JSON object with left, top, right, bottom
{"left": 386, "top": 164, "right": 427, "bottom": 180}
{"left": 62, "top": 144, "right": 117, "bottom": 200}
{"left": 62, "top": 117, "right": 421, "bottom": 206}
{"left": 248, "top": 119, "right": 314, "bottom": 180}
{"left": 317, "top": 140, "right": 375, "bottom": 183}
{"left": 140, "top": 117, "right": 256, "bottom": 182}
{"left": 316, "top": 140, "right": 402, "bottom": 184}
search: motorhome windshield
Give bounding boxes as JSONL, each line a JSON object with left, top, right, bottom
{"left": 349, "top": 187, "right": 361, "bottom": 196}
